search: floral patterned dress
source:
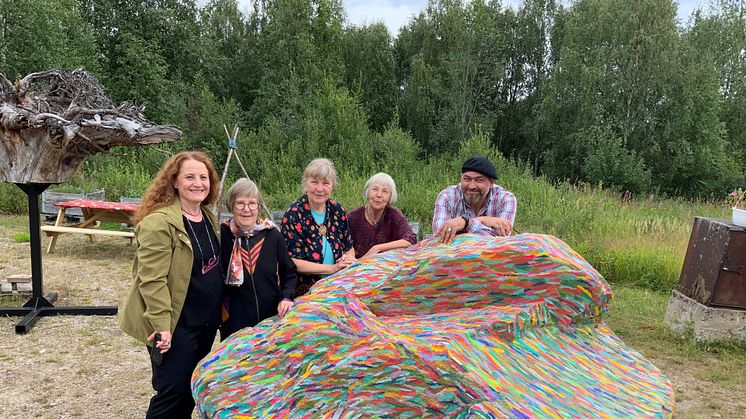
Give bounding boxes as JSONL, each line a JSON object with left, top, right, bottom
{"left": 281, "top": 194, "right": 353, "bottom": 296}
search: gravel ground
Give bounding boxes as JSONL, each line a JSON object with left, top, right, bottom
{"left": 0, "top": 223, "right": 154, "bottom": 419}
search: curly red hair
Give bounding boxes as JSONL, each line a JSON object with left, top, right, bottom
{"left": 132, "top": 151, "right": 219, "bottom": 225}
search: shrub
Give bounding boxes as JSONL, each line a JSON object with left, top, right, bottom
{"left": 0, "top": 184, "right": 28, "bottom": 214}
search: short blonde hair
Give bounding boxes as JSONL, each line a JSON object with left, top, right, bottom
{"left": 363, "top": 172, "right": 398, "bottom": 205}
{"left": 302, "top": 158, "right": 337, "bottom": 192}
{"left": 226, "top": 178, "right": 264, "bottom": 211}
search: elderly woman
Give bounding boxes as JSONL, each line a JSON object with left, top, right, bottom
{"left": 348, "top": 172, "right": 417, "bottom": 258}
{"left": 219, "top": 178, "right": 298, "bottom": 340}
{"left": 281, "top": 158, "right": 355, "bottom": 296}
{"left": 119, "top": 151, "right": 222, "bottom": 418}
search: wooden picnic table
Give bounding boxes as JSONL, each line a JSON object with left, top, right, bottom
{"left": 41, "top": 199, "right": 139, "bottom": 253}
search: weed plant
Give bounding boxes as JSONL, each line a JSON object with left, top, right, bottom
{"left": 12, "top": 232, "right": 29, "bottom": 243}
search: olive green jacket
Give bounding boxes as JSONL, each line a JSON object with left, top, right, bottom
{"left": 118, "top": 200, "right": 219, "bottom": 344}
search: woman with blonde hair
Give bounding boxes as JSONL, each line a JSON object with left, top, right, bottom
{"left": 281, "top": 158, "right": 355, "bottom": 296}
{"left": 119, "top": 151, "right": 222, "bottom": 418}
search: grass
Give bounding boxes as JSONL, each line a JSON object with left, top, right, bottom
{"left": 12, "top": 232, "right": 29, "bottom": 242}
{"left": 0, "top": 294, "right": 28, "bottom": 306}
{"left": 606, "top": 285, "right": 746, "bottom": 391}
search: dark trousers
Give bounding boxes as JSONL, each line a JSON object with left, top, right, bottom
{"left": 145, "top": 323, "right": 217, "bottom": 419}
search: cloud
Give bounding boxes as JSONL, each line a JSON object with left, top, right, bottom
{"left": 343, "top": 0, "right": 427, "bottom": 34}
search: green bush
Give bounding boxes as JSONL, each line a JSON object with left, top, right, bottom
{"left": 581, "top": 128, "right": 652, "bottom": 194}
{"left": 0, "top": 184, "right": 28, "bottom": 214}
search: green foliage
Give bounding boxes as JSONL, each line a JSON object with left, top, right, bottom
{"left": 181, "top": 74, "right": 247, "bottom": 161}
{"left": 343, "top": 23, "right": 398, "bottom": 132}
{"left": 0, "top": 0, "right": 99, "bottom": 78}
{"left": 12, "top": 231, "right": 30, "bottom": 243}
{"left": 3, "top": 0, "right": 746, "bottom": 297}
{"left": 76, "top": 153, "right": 155, "bottom": 199}
{"left": 105, "top": 32, "right": 169, "bottom": 107}
{"left": 0, "top": 184, "right": 28, "bottom": 214}
{"left": 580, "top": 127, "right": 652, "bottom": 194}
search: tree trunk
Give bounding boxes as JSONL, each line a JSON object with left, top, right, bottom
{"left": 0, "top": 69, "right": 181, "bottom": 184}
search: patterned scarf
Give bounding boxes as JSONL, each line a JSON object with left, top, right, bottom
{"left": 225, "top": 218, "right": 276, "bottom": 287}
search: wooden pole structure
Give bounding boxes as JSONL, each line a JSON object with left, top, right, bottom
{"left": 216, "top": 124, "right": 273, "bottom": 222}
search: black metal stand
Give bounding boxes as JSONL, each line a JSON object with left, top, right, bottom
{"left": 0, "top": 183, "right": 118, "bottom": 334}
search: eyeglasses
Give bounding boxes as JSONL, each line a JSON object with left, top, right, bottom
{"left": 234, "top": 202, "right": 259, "bottom": 210}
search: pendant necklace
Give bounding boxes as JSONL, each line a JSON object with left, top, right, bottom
{"left": 365, "top": 205, "right": 383, "bottom": 226}
{"left": 185, "top": 217, "right": 218, "bottom": 274}
{"left": 315, "top": 207, "right": 328, "bottom": 236}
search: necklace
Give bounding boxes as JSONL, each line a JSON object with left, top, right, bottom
{"left": 365, "top": 205, "right": 383, "bottom": 226}
{"left": 181, "top": 206, "right": 202, "bottom": 217}
{"left": 312, "top": 207, "right": 328, "bottom": 236}
{"left": 184, "top": 217, "right": 218, "bottom": 275}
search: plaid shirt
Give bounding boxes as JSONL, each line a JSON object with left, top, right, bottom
{"left": 432, "top": 184, "right": 517, "bottom": 235}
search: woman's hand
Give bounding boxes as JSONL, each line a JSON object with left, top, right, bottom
{"left": 363, "top": 245, "right": 382, "bottom": 258}
{"left": 277, "top": 299, "right": 294, "bottom": 317}
{"left": 330, "top": 254, "right": 356, "bottom": 274}
{"left": 148, "top": 330, "right": 173, "bottom": 354}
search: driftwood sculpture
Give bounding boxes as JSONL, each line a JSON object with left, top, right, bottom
{"left": 0, "top": 69, "right": 181, "bottom": 184}
{"left": 0, "top": 69, "right": 181, "bottom": 333}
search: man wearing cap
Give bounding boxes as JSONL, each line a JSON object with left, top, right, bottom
{"left": 433, "top": 156, "right": 517, "bottom": 243}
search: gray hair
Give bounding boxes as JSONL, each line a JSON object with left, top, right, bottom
{"left": 225, "top": 178, "right": 263, "bottom": 210}
{"left": 301, "top": 158, "right": 337, "bottom": 192}
{"left": 363, "top": 172, "right": 398, "bottom": 205}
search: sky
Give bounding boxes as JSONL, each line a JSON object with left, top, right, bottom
{"left": 341, "top": 0, "right": 711, "bottom": 34}
{"left": 220, "top": 0, "right": 714, "bottom": 35}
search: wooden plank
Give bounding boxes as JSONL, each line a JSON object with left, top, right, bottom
{"left": 7, "top": 274, "right": 32, "bottom": 283}
{"left": 41, "top": 225, "right": 134, "bottom": 238}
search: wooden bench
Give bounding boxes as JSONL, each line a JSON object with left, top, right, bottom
{"left": 41, "top": 189, "right": 106, "bottom": 222}
{"left": 5, "top": 274, "right": 32, "bottom": 293}
{"left": 41, "top": 199, "right": 139, "bottom": 253}
{"left": 41, "top": 225, "right": 135, "bottom": 238}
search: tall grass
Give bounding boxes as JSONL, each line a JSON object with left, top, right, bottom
{"left": 0, "top": 133, "right": 732, "bottom": 293}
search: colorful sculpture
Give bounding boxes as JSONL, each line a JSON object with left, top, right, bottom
{"left": 193, "top": 234, "right": 674, "bottom": 417}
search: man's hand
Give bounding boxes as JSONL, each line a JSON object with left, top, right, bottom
{"left": 475, "top": 216, "right": 512, "bottom": 236}
{"left": 435, "top": 217, "right": 467, "bottom": 243}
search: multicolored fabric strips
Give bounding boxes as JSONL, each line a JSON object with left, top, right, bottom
{"left": 193, "top": 233, "right": 674, "bottom": 418}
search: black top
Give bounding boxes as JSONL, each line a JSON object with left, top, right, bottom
{"left": 219, "top": 223, "right": 298, "bottom": 338}
{"left": 179, "top": 215, "right": 222, "bottom": 327}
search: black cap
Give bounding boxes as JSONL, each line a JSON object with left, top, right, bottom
{"left": 461, "top": 156, "right": 497, "bottom": 180}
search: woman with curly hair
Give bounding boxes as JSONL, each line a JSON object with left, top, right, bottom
{"left": 119, "top": 151, "right": 222, "bottom": 418}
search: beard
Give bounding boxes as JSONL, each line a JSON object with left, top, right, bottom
{"left": 463, "top": 189, "right": 488, "bottom": 209}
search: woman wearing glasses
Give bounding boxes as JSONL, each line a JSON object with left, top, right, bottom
{"left": 219, "top": 178, "right": 298, "bottom": 340}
